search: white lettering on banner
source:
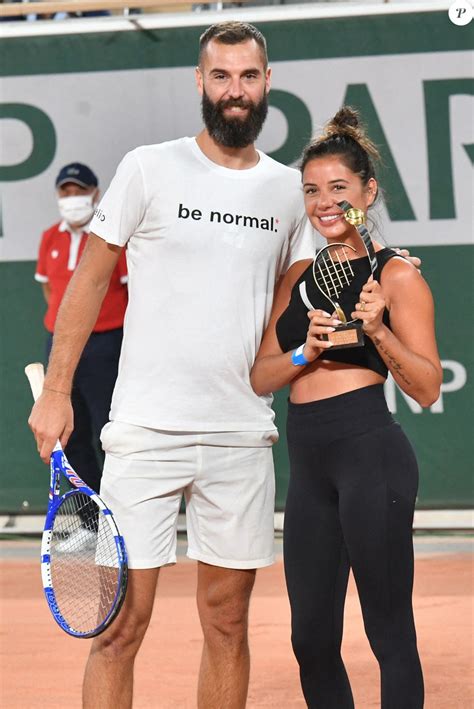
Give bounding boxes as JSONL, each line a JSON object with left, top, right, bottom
{"left": 384, "top": 360, "right": 467, "bottom": 414}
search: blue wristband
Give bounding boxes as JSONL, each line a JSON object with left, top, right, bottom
{"left": 291, "top": 344, "right": 309, "bottom": 366}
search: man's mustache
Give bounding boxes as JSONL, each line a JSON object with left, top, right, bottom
{"left": 218, "top": 98, "right": 252, "bottom": 110}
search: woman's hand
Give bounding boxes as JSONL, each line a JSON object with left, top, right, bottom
{"left": 352, "top": 277, "right": 386, "bottom": 338}
{"left": 303, "top": 310, "right": 341, "bottom": 361}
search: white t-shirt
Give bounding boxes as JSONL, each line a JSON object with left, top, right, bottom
{"left": 90, "top": 137, "right": 315, "bottom": 432}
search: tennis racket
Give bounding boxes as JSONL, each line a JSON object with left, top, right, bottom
{"left": 25, "top": 362, "right": 128, "bottom": 638}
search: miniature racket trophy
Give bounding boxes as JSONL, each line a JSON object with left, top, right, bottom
{"left": 299, "top": 200, "right": 378, "bottom": 350}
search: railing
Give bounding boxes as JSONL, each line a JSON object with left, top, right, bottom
{"left": 0, "top": 0, "right": 394, "bottom": 19}
{"left": 0, "top": 0, "right": 243, "bottom": 17}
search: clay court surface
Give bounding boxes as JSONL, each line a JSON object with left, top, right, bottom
{"left": 1, "top": 535, "right": 472, "bottom": 708}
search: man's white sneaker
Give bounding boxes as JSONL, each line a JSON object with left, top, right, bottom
{"left": 55, "top": 528, "right": 97, "bottom": 554}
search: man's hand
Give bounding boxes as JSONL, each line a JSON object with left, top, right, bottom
{"left": 28, "top": 390, "right": 74, "bottom": 463}
{"left": 394, "top": 247, "right": 421, "bottom": 271}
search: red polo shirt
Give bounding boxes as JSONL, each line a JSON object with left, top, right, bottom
{"left": 35, "top": 221, "right": 128, "bottom": 333}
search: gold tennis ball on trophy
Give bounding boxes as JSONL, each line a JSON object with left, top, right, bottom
{"left": 344, "top": 208, "right": 366, "bottom": 226}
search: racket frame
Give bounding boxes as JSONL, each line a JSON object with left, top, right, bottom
{"left": 25, "top": 362, "right": 128, "bottom": 638}
{"left": 41, "top": 444, "right": 128, "bottom": 638}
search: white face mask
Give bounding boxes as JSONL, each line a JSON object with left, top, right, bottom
{"left": 58, "top": 194, "right": 95, "bottom": 227}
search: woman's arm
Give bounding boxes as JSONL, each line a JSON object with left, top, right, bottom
{"left": 353, "top": 259, "right": 442, "bottom": 407}
{"left": 250, "top": 260, "right": 339, "bottom": 396}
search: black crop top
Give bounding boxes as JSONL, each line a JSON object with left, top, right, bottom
{"left": 276, "top": 248, "right": 399, "bottom": 378}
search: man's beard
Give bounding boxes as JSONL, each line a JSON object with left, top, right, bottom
{"left": 201, "top": 89, "right": 268, "bottom": 149}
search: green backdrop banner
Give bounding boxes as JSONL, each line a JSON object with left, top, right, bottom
{"left": 1, "top": 8, "right": 472, "bottom": 512}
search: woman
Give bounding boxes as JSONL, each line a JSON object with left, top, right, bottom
{"left": 250, "top": 107, "right": 441, "bottom": 708}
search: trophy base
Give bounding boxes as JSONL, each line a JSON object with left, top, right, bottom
{"left": 321, "top": 322, "right": 364, "bottom": 350}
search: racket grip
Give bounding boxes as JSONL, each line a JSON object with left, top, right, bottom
{"left": 25, "top": 362, "right": 45, "bottom": 401}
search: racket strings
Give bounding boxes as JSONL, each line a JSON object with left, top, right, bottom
{"left": 314, "top": 249, "right": 355, "bottom": 300}
{"left": 50, "top": 493, "right": 122, "bottom": 634}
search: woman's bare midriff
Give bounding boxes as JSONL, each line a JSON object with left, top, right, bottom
{"left": 290, "top": 359, "right": 385, "bottom": 403}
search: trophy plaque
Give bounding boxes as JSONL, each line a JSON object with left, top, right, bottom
{"left": 298, "top": 200, "right": 378, "bottom": 350}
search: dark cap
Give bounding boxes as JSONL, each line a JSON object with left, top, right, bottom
{"left": 55, "top": 163, "right": 98, "bottom": 189}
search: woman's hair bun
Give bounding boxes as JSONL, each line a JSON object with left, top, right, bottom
{"left": 321, "top": 106, "right": 380, "bottom": 162}
{"left": 331, "top": 106, "right": 360, "bottom": 131}
{"left": 299, "top": 105, "right": 381, "bottom": 185}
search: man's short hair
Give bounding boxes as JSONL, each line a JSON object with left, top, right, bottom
{"left": 199, "top": 21, "right": 268, "bottom": 69}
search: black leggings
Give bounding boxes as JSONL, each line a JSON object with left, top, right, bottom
{"left": 284, "top": 384, "right": 424, "bottom": 709}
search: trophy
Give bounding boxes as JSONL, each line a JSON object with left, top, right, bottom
{"left": 298, "top": 200, "right": 377, "bottom": 350}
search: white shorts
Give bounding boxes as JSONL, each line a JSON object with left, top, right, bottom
{"left": 100, "top": 422, "right": 277, "bottom": 570}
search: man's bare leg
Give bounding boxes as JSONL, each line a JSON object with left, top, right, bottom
{"left": 196, "top": 562, "right": 256, "bottom": 709}
{"left": 83, "top": 567, "right": 159, "bottom": 709}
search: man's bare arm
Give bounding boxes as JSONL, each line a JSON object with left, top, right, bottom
{"left": 41, "top": 282, "right": 51, "bottom": 304}
{"left": 29, "top": 234, "right": 123, "bottom": 462}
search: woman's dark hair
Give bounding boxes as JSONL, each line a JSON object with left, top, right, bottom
{"left": 300, "top": 107, "right": 380, "bottom": 188}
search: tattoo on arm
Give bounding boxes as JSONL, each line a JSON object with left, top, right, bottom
{"left": 373, "top": 336, "right": 412, "bottom": 386}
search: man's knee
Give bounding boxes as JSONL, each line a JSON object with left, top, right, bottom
{"left": 90, "top": 606, "right": 150, "bottom": 661}
{"left": 197, "top": 565, "right": 256, "bottom": 645}
{"left": 90, "top": 568, "right": 159, "bottom": 661}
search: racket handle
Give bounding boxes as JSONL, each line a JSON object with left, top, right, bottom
{"left": 25, "top": 362, "right": 45, "bottom": 401}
